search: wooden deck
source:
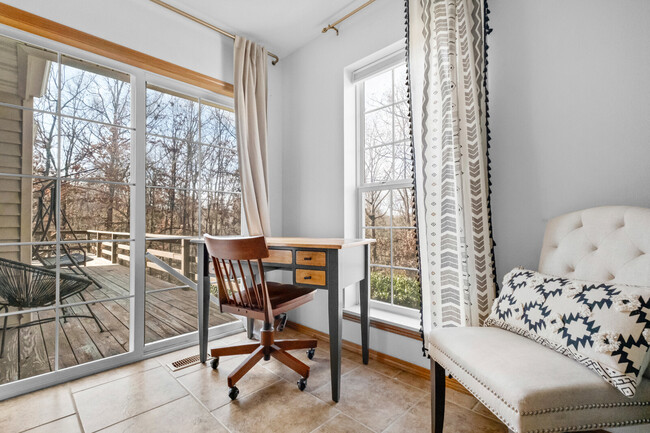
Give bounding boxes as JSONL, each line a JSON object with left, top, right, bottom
{"left": 0, "top": 257, "right": 236, "bottom": 385}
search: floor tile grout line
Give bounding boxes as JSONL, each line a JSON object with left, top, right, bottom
{"left": 70, "top": 363, "right": 162, "bottom": 395}
{"left": 92, "top": 394, "right": 188, "bottom": 433}
{"left": 391, "top": 376, "right": 430, "bottom": 394}
{"left": 308, "top": 364, "right": 428, "bottom": 433}
{"left": 379, "top": 392, "right": 429, "bottom": 433}
{"left": 212, "top": 417, "right": 234, "bottom": 433}
{"left": 355, "top": 362, "right": 405, "bottom": 380}
{"left": 15, "top": 386, "right": 81, "bottom": 433}
{"left": 84, "top": 367, "right": 189, "bottom": 433}
{"left": 184, "top": 366, "right": 287, "bottom": 413}
{"left": 392, "top": 372, "right": 431, "bottom": 392}
{"left": 69, "top": 386, "right": 87, "bottom": 433}
{"left": 209, "top": 374, "right": 343, "bottom": 430}
{"left": 161, "top": 367, "right": 238, "bottom": 433}
{"left": 339, "top": 412, "right": 380, "bottom": 433}
{"left": 307, "top": 411, "right": 344, "bottom": 433}
{"left": 19, "top": 412, "right": 83, "bottom": 433}
{"left": 209, "top": 376, "right": 287, "bottom": 413}
{"left": 303, "top": 361, "right": 363, "bottom": 394}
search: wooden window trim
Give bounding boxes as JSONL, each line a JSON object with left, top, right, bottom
{"left": 0, "top": 3, "right": 234, "bottom": 98}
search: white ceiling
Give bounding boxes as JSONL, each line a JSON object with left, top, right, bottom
{"left": 161, "top": 0, "right": 368, "bottom": 58}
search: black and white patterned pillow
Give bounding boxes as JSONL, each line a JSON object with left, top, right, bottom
{"left": 485, "top": 268, "right": 650, "bottom": 397}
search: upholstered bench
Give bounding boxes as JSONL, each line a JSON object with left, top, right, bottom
{"left": 429, "top": 206, "right": 650, "bottom": 433}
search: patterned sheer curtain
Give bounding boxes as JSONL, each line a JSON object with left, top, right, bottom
{"left": 406, "top": 0, "right": 497, "bottom": 353}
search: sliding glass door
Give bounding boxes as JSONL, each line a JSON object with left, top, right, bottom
{"left": 0, "top": 30, "right": 241, "bottom": 397}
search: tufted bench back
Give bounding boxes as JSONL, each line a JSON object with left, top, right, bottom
{"left": 539, "top": 206, "right": 650, "bottom": 287}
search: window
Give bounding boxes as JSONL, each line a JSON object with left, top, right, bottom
{"left": 357, "top": 60, "right": 419, "bottom": 313}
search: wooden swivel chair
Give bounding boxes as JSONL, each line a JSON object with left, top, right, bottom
{"left": 204, "top": 234, "right": 318, "bottom": 400}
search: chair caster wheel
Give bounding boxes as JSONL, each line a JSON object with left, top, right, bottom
{"left": 211, "top": 357, "right": 219, "bottom": 369}
{"left": 297, "top": 377, "right": 307, "bottom": 391}
{"left": 228, "top": 386, "right": 239, "bottom": 400}
{"left": 306, "top": 348, "right": 316, "bottom": 360}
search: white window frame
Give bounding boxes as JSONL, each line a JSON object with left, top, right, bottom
{"left": 355, "top": 52, "right": 419, "bottom": 319}
{"left": 0, "top": 25, "right": 244, "bottom": 400}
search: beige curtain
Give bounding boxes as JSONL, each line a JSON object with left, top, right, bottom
{"left": 408, "top": 0, "right": 496, "bottom": 341}
{"left": 234, "top": 36, "right": 271, "bottom": 236}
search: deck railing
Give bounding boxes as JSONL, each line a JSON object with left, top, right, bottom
{"left": 85, "top": 230, "right": 197, "bottom": 280}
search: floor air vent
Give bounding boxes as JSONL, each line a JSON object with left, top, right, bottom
{"left": 168, "top": 354, "right": 202, "bottom": 372}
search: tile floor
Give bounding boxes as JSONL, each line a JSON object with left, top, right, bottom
{"left": 0, "top": 328, "right": 509, "bottom": 433}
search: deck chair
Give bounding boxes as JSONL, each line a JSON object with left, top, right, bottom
{"left": 0, "top": 257, "right": 104, "bottom": 360}
{"left": 31, "top": 179, "right": 101, "bottom": 289}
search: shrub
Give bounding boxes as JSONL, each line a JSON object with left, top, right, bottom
{"left": 370, "top": 271, "right": 420, "bottom": 310}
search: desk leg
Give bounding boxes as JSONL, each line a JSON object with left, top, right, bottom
{"left": 327, "top": 250, "right": 342, "bottom": 402}
{"left": 198, "top": 245, "right": 211, "bottom": 363}
{"left": 360, "top": 244, "right": 370, "bottom": 365}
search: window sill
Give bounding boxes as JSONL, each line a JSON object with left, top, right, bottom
{"left": 343, "top": 304, "right": 421, "bottom": 340}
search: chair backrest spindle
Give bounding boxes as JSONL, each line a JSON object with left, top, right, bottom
{"left": 236, "top": 259, "right": 252, "bottom": 308}
{"left": 246, "top": 259, "right": 262, "bottom": 307}
{"left": 226, "top": 259, "right": 243, "bottom": 307}
{"left": 211, "top": 257, "right": 226, "bottom": 305}
{"left": 204, "top": 235, "right": 271, "bottom": 314}
{"left": 256, "top": 258, "right": 274, "bottom": 324}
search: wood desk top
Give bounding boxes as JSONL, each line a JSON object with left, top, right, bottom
{"left": 265, "top": 237, "right": 375, "bottom": 250}
{"left": 192, "top": 236, "right": 374, "bottom": 249}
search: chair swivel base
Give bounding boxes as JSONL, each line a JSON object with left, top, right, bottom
{"left": 210, "top": 328, "right": 317, "bottom": 399}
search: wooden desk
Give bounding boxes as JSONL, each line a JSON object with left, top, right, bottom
{"left": 194, "top": 237, "right": 374, "bottom": 402}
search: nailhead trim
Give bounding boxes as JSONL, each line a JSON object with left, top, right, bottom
{"left": 428, "top": 341, "right": 650, "bottom": 416}
{"left": 525, "top": 418, "right": 650, "bottom": 433}
{"left": 525, "top": 400, "right": 650, "bottom": 415}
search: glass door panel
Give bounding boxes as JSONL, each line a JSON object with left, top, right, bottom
{"left": 0, "top": 33, "right": 134, "bottom": 388}
{"left": 144, "top": 85, "right": 239, "bottom": 346}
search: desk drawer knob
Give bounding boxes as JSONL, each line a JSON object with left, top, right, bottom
{"left": 304, "top": 276, "right": 312, "bottom": 280}
{"left": 304, "top": 257, "right": 312, "bottom": 261}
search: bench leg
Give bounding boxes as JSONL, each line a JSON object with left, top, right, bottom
{"left": 431, "top": 359, "right": 445, "bottom": 433}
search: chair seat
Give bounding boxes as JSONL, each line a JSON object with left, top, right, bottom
{"left": 222, "top": 282, "right": 315, "bottom": 318}
{"left": 428, "top": 326, "right": 650, "bottom": 433}
{"left": 265, "top": 283, "right": 315, "bottom": 309}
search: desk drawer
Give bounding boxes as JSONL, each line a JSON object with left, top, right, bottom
{"left": 263, "top": 249, "right": 293, "bottom": 265}
{"left": 296, "top": 269, "right": 326, "bottom": 286}
{"left": 296, "top": 251, "right": 326, "bottom": 267}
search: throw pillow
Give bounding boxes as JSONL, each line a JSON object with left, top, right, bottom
{"left": 485, "top": 267, "right": 650, "bottom": 397}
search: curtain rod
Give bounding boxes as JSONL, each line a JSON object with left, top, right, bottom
{"left": 322, "top": 0, "right": 376, "bottom": 36}
{"left": 149, "top": 0, "right": 279, "bottom": 65}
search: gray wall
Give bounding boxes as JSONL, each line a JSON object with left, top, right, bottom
{"left": 489, "top": 0, "right": 650, "bottom": 283}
